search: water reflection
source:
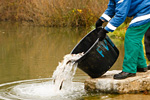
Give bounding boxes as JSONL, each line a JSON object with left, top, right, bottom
{"left": 0, "top": 78, "right": 85, "bottom": 100}
{"left": 0, "top": 22, "right": 129, "bottom": 100}
{"left": 0, "top": 22, "right": 91, "bottom": 84}
{"left": 0, "top": 22, "right": 125, "bottom": 84}
{"left": 81, "top": 93, "right": 150, "bottom": 100}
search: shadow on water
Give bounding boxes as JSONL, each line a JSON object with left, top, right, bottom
{"left": 1, "top": 21, "right": 143, "bottom": 100}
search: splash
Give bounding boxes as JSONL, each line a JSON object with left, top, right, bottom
{"left": 0, "top": 53, "right": 85, "bottom": 100}
{"left": 52, "top": 53, "right": 84, "bottom": 91}
{"left": 0, "top": 78, "right": 85, "bottom": 100}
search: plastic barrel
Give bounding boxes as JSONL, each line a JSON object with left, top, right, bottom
{"left": 71, "top": 28, "right": 119, "bottom": 78}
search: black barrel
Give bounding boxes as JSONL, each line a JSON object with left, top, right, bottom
{"left": 71, "top": 28, "right": 119, "bottom": 78}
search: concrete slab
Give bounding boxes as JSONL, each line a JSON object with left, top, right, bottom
{"left": 84, "top": 70, "right": 150, "bottom": 93}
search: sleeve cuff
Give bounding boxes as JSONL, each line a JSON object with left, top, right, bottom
{"left": 100, "top": 13, "right": 111, "bottom": 22}
{"left": 105, "top": 23, "right": 117, "bottom": 32}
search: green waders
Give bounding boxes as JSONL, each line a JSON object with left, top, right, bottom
{"left": 122, "top": 22, "right": 150, "bottom": 73}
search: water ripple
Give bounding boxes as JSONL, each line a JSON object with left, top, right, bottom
{"left": 0, "top": 78, "right": 85, "bottom": 100}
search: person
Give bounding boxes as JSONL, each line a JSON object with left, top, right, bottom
{"left": 145, "top": 27, "right": 150, "bottom": 69}
{"left": 95, "top": 0, "right": 150, "bottom": 79}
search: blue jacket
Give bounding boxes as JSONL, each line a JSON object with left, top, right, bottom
{"left": 100, "top": 0, "right": 150, "bottom": 32}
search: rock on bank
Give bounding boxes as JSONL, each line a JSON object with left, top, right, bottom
{"left": 84, "top": 70, "right": 150, "bottom": 93}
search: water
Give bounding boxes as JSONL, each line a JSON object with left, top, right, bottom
{"left": 0, "top": 78, "right": 85, "bottom": 100}
{"left": 0, "top": 53, "right": 85, "bottom": 100}
{"left": 52, "top": 53, "right": 83, "bottom": 91}
{"left": 0, "top": 21, "right": 149, "bottom": 100}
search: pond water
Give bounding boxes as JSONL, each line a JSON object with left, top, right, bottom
{"left": 0, "top": 22, "right": 149, "bottom": 100}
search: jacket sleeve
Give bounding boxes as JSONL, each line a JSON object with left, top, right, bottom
{"left": 104, "top": 0, "right": 131, "bottom": 32}
{"left": 100, "top": 0, "right": 115, "bottom": 22}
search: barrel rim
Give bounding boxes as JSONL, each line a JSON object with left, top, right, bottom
{"left": 70, "top": 29, "right": 99, "bottom": 63}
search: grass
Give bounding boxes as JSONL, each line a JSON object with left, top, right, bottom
{"left": 0, "top": 0, "right": 131, "bottom": 40}
{"left": 0, "top": 0, "right": 108, "bottom": 27}
{"left": 0, "top": 0, "right": 133, "bottom": 43}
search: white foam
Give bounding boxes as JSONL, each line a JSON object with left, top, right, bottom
{"left": 0, "top": 53, "right": 85, "bottom": 100}
{"left": 0, "top": 79, "right": 85, "bottom": 100}
{"left": 52, "top": 53, "right": 84, "bottom": 91}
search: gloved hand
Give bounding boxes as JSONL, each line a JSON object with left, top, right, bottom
{"left": 96, "top": 19, "right": 104, "bottom": 29}
{"left": 97, "top": 28, "right": 108, "bottom": 41}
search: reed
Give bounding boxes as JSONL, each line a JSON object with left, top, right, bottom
{"left": 0, "top": 0, "right": 108, "bottom": 27}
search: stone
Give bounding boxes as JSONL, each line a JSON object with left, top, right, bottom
{"left": 84, "top": 70, "right": 150, "bottom": 94}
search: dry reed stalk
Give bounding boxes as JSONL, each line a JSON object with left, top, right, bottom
{"left": 0, "top": 0, "right": 108, "bottom": 27}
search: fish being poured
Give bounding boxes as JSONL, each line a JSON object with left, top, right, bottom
{"left": 52, "top": 53, "right": 84, "bottom": 91}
